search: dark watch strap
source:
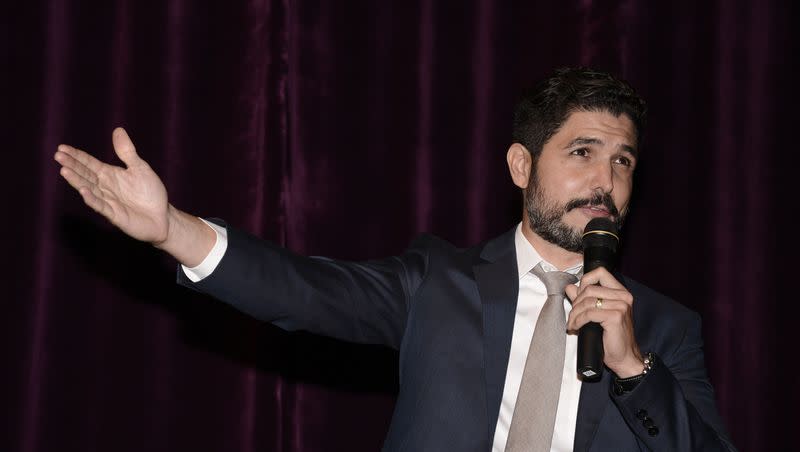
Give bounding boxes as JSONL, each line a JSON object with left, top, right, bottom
{"left": 613, "top": 352, "right": 656, "bottom": 395}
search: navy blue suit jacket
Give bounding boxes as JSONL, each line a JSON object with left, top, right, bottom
{"left": 177, "top": 222, "right": 735, "bottom": 451}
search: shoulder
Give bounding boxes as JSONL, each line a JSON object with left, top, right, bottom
{"left": 620, "top": 274, "right": 701, "bottom": 332}
{"left": 407, "top": 232, "right": 496, "bottom": 265}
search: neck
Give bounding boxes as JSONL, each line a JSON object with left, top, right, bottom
{"left": 521, "top": 217, "right": 583, "bottom": 271}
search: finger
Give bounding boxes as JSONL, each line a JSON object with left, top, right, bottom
{"left": 570, "top": 296, "right": 620, "bottom": 319}
{"left": 55, "top": 149, "right": 99, "bottom": 185}
{"left": 78, "top": 185, "right": 115, "bottom": 220}
{"left": 572, "top": 285, "right": 632, "bottom": 306}
{"left": 111, "top": 127, "right": 143, "bottom": 168}
{"left": 568, "top": 299, "right": 628, "bottom": 331}
{"left": 569, "top": 293, "right": 627, "bottom": 320}
{"left": 59, "top": 166, "right": 95, "bottom": 193}
{"left": 57, "top": 144, "right": 110, "bottom": 176}
{"left": 579, "top": 267, "right": 625, "bottom": 290}
{"left": 61, "top": 167, "right": 115, "bottom": 219}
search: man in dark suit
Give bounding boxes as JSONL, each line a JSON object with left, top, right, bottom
{"left": 55, "top": 68, "right": 735, "bottom": 451}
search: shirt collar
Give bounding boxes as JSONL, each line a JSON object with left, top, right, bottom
{"left": 514, "top": 222, "right": 583, "bottom": 279}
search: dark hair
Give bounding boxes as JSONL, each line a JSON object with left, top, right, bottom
{"left": 512, "top": 67, "right": 647, "bottom": 157}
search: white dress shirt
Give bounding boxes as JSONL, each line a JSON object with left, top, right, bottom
{"left": 182, "top": 221, "right": 583, "bottom": 451}
{"left": 491, "top": 224, "right": 582, "bottom": 452}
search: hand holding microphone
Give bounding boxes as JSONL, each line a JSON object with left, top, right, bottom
{"left": 564, "top": 218, "right": 645, "bottom": 381}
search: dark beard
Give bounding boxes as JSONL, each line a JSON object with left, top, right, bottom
{"left": 525, "top": 171, "right": 625, "bottom": 253}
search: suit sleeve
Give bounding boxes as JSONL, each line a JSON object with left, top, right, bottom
{"left": 610, "top": 311, "right": 737, "bottom": 451}
{"left": 176, "top": 221, "right": 429, "bottom": 350}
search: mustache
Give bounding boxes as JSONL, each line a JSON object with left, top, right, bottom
{"left": 565, "top": 192, "right": 619, "bottom": 217}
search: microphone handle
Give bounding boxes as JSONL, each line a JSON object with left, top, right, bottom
{"left": 578, "top": 246, "right": 616, "bottom": 380}
{"left": 577, "top": 322, "right": 604, "bottom": 380}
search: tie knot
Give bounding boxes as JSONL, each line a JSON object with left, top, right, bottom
{"left": 531, "top": 262, "right": 578, "bottom": 296}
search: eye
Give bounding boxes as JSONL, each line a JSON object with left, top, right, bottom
{"left": 614, "top": 156, "right": 634, "bottom": 167}
{"left": 570, "top": 147, "right": 589, "bottom": 157}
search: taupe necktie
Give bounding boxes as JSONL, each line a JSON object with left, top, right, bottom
{"left": 505, "top": 263, "right": 578, "bottom": 452}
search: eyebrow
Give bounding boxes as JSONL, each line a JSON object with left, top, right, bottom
{"left": 565, "top": 137, "right": 638, "bottom": 158}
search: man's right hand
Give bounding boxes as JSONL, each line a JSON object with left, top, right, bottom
{"left": 55, "top": 127, "right": 170, "bottom": 244}
{"left": 55, "top": 127, "right": 216, "bottom": 268}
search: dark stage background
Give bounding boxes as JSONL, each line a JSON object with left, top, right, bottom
{"left": 4, "top": 0, "right": 797, "bottom": 451}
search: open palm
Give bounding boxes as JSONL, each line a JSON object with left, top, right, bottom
{"left": 55, "top": 128, "right": 170, "bottom": 244}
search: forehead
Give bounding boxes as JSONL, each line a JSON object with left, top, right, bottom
{"left": 549, "top": 110, "right": 637, "bottom": 151}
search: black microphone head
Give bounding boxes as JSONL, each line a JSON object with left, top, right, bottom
{"left": 582, "top": 217, "right": 619, "bottom": 248}
{"left": 582, "top": 217, "right": 620, "bottom": 273}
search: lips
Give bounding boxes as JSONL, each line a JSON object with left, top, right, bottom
{"left": 580, "top": 206, "right": 612, "bottom": 218}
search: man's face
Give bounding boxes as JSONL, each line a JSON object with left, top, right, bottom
{"left": 525, "top": 110, "right": 637, "bottom": 253}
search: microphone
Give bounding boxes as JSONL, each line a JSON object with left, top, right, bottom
{"left": 577, "top": 217, "right": 620, "bottom": 381}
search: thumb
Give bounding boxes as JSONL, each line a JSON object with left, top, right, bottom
{"left": 112, "top": 127, "right": 143, "bottom": 167}
{"left": 565, "top": 284, "right": 578, "bottom": 301}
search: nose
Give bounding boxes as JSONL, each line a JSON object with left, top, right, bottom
{"left": 590, "top": 161, "right": 614, "bottom": 194}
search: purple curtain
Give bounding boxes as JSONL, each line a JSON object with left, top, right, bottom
{"left": 5, "top": 0, "right": 796, "bottom": 450}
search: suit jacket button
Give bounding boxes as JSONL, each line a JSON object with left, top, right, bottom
{"left": 636, "top": 409, "right": 648, "bottom": 420}
{"left": 648, "top": 427, "right": 659, "bottom": 436}
{"left": 642, "top": 418, "right": 654, "bottom": 428}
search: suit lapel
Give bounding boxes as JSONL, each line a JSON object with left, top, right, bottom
{"left": 573, "top": 370, "right": 612, "bottom": 451}
{"left": 473, "top": 229, "right": 519, "bottom": 441}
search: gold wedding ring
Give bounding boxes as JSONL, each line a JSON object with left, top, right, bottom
{"left": 595, "top": 298, "right": 604, "bottom": 309}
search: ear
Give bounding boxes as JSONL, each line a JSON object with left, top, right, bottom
{"left": 506, "top": 143, "right": 532, "bottom": 189}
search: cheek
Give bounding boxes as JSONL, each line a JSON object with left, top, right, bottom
{"left": 544, "top": 169, "right": 585, "bottom": 193}
{"left": 541, "top": 175, "right": 583, "bottom": 206}
{"left": 563, "top": 178, "right": 586, "bottom": 193}
{"left": 613, "top": 178, "right": 633, "bottom": 209}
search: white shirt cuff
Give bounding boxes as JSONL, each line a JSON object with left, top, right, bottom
{"left": 180, "top": 218, "right": 229, "bottom": 282}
